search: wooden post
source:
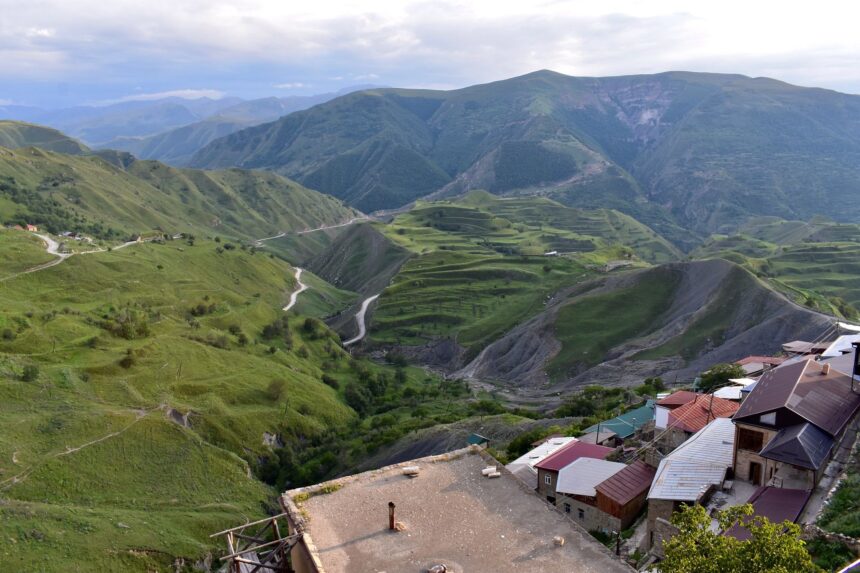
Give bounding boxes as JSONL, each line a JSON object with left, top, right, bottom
{"left": 388, "top": 502, "right": 396, "bottom": 530}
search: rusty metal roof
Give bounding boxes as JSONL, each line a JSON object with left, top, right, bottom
{"left": 595, "top": 461, "right": 656, "bottom": 506}
{"left": 667, "top": 395, "right": 739, "bottom": 433}
{"left": 656, "top": 390, "right": 699, "bottom": 408}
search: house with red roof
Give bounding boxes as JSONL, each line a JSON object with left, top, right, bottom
{"left": 655, "top": 391, "right": 699, "bottom": 430}
{"left": 535, "top": 440, "right": 614, "bottom": 503}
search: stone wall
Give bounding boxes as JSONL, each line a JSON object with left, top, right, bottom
{"left": 556, "top": 494, "right": 621, "bottom": 533}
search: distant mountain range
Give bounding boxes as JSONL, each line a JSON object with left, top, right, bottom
{"left": 188, "top": 70, "right": 860, "bottom": 239}
{"left": 0, "top": 86, "right": 376, "bottom": 150}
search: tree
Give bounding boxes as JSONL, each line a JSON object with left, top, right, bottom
{"left": 659, "top": 504, "right": 821, "bottom": 573}
{"left": 21, "top": 364, "right": 39, "bottom": 382}
{"left": 699, "top": 363, "right": 745, "bottom": 393}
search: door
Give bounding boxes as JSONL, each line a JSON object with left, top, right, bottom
{"left": 749, "top": 462, "right": 762, "bottom": 485}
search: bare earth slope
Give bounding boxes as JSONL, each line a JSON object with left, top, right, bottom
{"left": 458, "top": 260, "right": 832, "bottom": 399}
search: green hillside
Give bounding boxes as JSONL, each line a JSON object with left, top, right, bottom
{"left": 0, "top": 146, "right": 357, "bottom": 242}
{"left": 0, "top": 121, "right": 90, "bottom": 155}
{"left": 0, "top": 236, "right": 476, "bottom": 571}
{"left": 0, "top": 228, "right": 55, "bottom": 277}
{"left": 191, "top": 71, "right": 860, "bottom": 238}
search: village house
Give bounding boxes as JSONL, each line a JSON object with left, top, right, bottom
{"left": 723, "top": 486, "right": 811, "bottom": 540}
{"left": 654, "top": 391, "right": 698, "bottom": 430}
{"left": 656, "top": 394, "right": 739, "bottom": 452}
{"left": 735, "top": 355, "right": 786, "bottom": 377}
{"left": 731, "top": 359, "right": 860, "bottom": 489}
{"left": 506, "top": 436, "right": 577, "bottom": 489}
{"left": 535, "top": 441, "right": 615, "bottom": 503}
{"left": 582, "top": 400, "right": 656, "bottom": 446}
{"left": 782, "top": 340, "right": 829, "bottom": 356}
{"left": 555, "top": 458, "right": 656, "bottom": 533}
{"left": 279, "top": 447, "right": 633, "bottom": 573}
{"left": 646, "top": 417, "right": 736, "bottom": 554}
{"left": 25, "top": 223, "right": 38, "bottom": 232}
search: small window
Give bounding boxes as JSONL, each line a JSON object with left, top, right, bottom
{"left": 760, "top": 412, "right": 776, "bottom": 425}
{"left": 578, "top": 508, "right": 585, "bottom": 519}
{"left": 564, "top": 503, "right": 571, "bottom": 514}
{"left": 544, "top": 475, "right": 552, "bottom": 485}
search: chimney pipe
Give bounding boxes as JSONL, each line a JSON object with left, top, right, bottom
{"left": 822, "top": 363, "right": 831, "bottom": 375}
{"left": 388, "top": 502, "right": 396, "bottom": 530}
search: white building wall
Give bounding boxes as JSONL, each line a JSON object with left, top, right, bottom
{"left": 655, "top": 405, "right": 670, "bottom": 430}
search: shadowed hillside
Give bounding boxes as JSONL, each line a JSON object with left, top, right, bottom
{"left": 191, "top": 70, "right": 860, "bottom": 240}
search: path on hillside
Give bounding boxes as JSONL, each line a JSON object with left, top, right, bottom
{"left": 0, "top": 233, "right": 71, "bottom": 282}
{"left": 283, "top": 267, "right": 308, "bottom": 311}
{"left": 0, "top": 408, "right": 150, "bottom": 491}
{"left": 254, "top": 216, "right": 369, "bottom": 246}
{"left": 343, "top": 294, "right": 380, "bottom": 347}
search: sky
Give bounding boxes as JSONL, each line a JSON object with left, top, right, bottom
{"left": 1, "top": 0, "right": 859, "bottom": 107}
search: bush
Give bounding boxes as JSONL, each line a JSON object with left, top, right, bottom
{"left": 321, "top": 374, "right": 340, "bottom": 389}
{"left": 267, "top": 379, "right": 287, "bottom": 401}
{"left": 699, "top": 363, "right": 745, "bottom": 393}
{"left": 21, "top": 364, "right": 39, "bottom": 382}
{"left": 118, "top": 349, "right": 135, "bottom": 369}
{"left": 345, "top": 384, "right": 371, "bottom": 415}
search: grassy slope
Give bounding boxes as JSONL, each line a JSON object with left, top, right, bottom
{"left": 0, "top": 228, "right": 55, "bottom": 277}
{"left": 0, "top": 121, "right": 90, "bottom": 155}
{"left": 548, "top": 267, "right": 680, "bottom": 377}
{"left": 0, "top": 238, "right": 417, "bottom": 571}
{"left": 369, "top": 196, "right": 645, "bottom": 353}
{"left": 0, "top": 146, "right": 356, "bottom": 242}
{"left": 693, "top": 219, "right": 860, "bottom": 318}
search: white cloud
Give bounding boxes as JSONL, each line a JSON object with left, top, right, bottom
{"left": 0, "top": 98, "right": 13, "bottom": 105}
{"left": 273, "top": 82, "right": 309, "bottom": 89}
{"left": 1, "top": 0, "right": 859, "bottom": 94}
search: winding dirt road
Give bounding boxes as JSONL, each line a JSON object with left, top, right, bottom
{"left": 343, "top": 294, "right": 380, "bottom": 347}
{"left": 283, "top": 267, "right": 309, "bottom": 311}
{"left": 255, "top": 216, "right": 369, "bottom": 246}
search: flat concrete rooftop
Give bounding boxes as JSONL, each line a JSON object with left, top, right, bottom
{"left": 284, "top": 447, "right": 631, "bottom": 573}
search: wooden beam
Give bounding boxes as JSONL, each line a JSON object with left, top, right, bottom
{"left": 210, "top": 513, "right": 290, "bottom": 538}
{"left": 219, "top": 535, "right": 300, "bottom": 560}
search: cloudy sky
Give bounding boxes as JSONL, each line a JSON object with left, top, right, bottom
{"left": 2, "top": 0, "right": 858, "bottom": 107}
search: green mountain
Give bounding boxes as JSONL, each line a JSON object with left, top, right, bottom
{"left": 191, "top": 70, "right": 860, "bottom": 239}
{"left": 98, "top": 92, "right": 352, "bottom": 166}
{"left": 0, "top": 144, "right": 357, "bottom": 242}
{"left": 0, "top": 120, "right": 90, "bottom": 155}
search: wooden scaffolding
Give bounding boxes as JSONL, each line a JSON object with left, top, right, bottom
{"left": 211, "top": 513, "right": 299, "bottom": 573}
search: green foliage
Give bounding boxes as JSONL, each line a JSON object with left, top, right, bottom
{"left": 818, "top": 444, "right": 860, "bottom": 537}
{"left": 806, "top": 538, "right": 855, "bottom": 572}
{"left": 699, "top": 363, "right": 746, "bottom": 393}
{"left": 660, "top": 504, "right": 821, "bottom": 573}
{"left": 21, "top": 364, "right": 39, "bottom": 382}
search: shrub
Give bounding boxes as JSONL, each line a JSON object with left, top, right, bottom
{"left": 21, "top": 364, "right": 39, "bottom": 382}
{"left": 321, "top": 374, "right": 340, "bottom": 389}
{"left": 267, "top": 379, "right": 287, "bottom": 401}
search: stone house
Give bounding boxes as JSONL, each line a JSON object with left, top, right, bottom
{"left": 732, "top": 359, "right": 860, "bottom": 489}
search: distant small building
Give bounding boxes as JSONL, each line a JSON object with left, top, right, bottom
{"left": 583, "top": 400, "right": 656, "bottom": 444}
{"left": 781, "top": 340, "right": 829, "bottom": 356}
{"left": 555, "top": 458, "right": 626, "bottom": 530}
{"left": 543, "top": 250, "right": 559, "bottom": 256}
{"left": 535, "top": 441, "right": 615, "bottom": 504}
{"left": 467, "top": 433, "right": 489, "bottom": 448}
{"left": 656, "top": 395, "right": 739, "bottom": 452}
{"left": 506, "top": 436, "right": 577, "bottom": 489}
{"left": 594, "top": 460, "right": 657, "bottom": 531}
{"left": 735, "top": 355, "right": 786, "bottom": 377}
{"left": 25, "top": 224, "right": 38, "bottom": 232}
{"left": 654, "top": 391, "right": 699, "bottom": 430}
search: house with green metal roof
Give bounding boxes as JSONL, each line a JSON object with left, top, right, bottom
{"left": 584, "top": 400, "right": 655, "bottom": 441}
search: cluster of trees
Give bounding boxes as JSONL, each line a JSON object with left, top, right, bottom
{"left": 659, "top": 504, "right": 821, "bottom": 573}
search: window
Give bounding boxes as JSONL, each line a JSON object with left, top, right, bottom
{"left": 760, "top": 412, "right": 776, "bottom": 425}
{"left": 738, "top": 427, "right": 764, "bottom": 451}
{"left": 578, "top": 508, "right": 585, "bottom": 520}
{"left": 544, "top": 474, "right": 552, "bottom": 485}
{"left": 564, "top": 503, "right": 571, "bottom": 514}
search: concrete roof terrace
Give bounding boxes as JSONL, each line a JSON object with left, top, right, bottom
{"left": 282, "top": 447, "right": 632, "bottom": 573}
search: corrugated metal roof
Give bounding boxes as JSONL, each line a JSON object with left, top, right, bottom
{"left": 656, "top": 390, "right": 699, "bottom": 408}
{"left": 583, "top": 401, "right": 655, "bottom": 439}
{"left": 713, "top": 386, "right": 743, "bottom": 400}
{"left": 736, "top": 356, "right": 786, "bottom": 366}
{"left": 648, "top": 418, "right": 735, "bottom": 502}
{"left": 556, "top": 458, "right": 626, "bottom": 497}
{"left": 667, "top": 395, "right": 739, "bottom": 433}
{"left": 724, "top": 487, "right": 810, "bottom": 540}
{"left": 821, "top": 335, "right": 860, "bottom": 358}
{"left": 534, "top": 441, "right": 614, "bottom": 472}
{"left": 759, "top": 423, "right": 834, "bottom": 470}
{"left": 506, "top": 437, "right": 577, "bottom": 470}
{"left": 734, "top": 359, "right": 860, "bottom": 436}
{"left": 595, "top": 461, "right": 656, "bottom": 506}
